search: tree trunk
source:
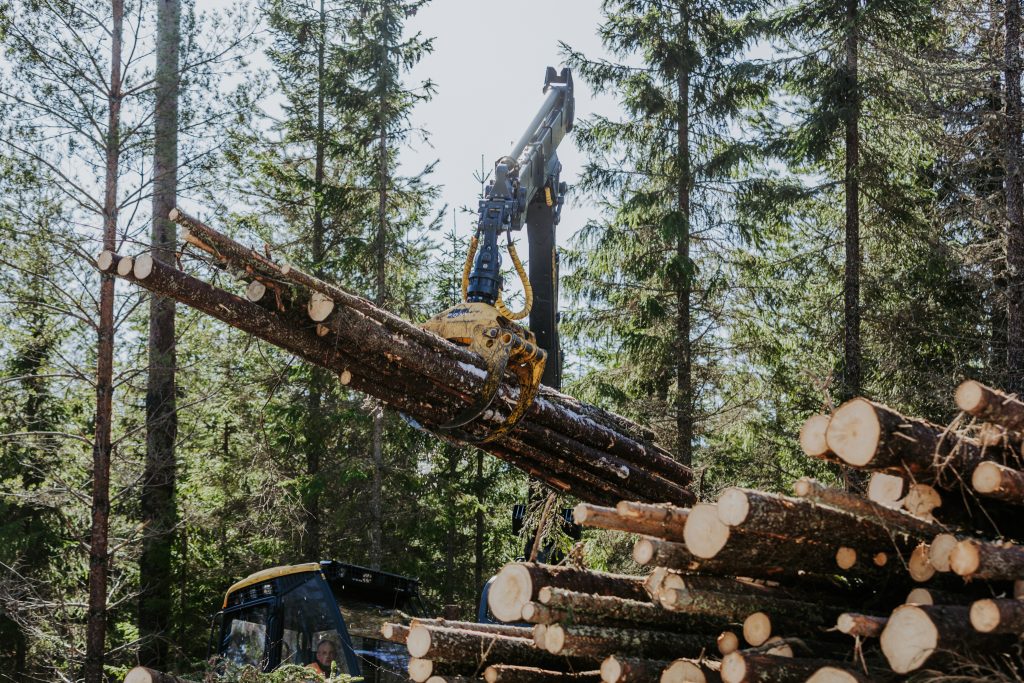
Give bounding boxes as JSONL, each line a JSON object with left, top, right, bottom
{"left": 485, "top": 665, "right": 600, "bottom": 683}
{"left": 84, "top": 3, "right": 122, "bottom": 680}
{"left": 843, "top": 0, "right": 861, "bottom": 399}
{"left": 406, "top": 624, "right": 597, "bottom": 670}
{"left": 544, "top": 624, "right": 713, "bottom": 661}
{"left": 573, "top": 504, "right": 688, "bottom": 543}
{"left": 1005, "top": 0, "right": 1024, "bottom": 393}
{"left": 792, "top": 478, "right": 942, "bottom": 538}
{"left": 139, "top": 0, "right": 180, "bottom": 668}
{"left": 475, "top": 450, "right": 484, "bottom": 593}
{"left": 600, "top": 657, "right": 669, "bottom": 683}
{"left": 675, "top": 19, "right": 693, "bottom": 468}
{"left": 880, "top": 604, "right": 1011, "bottom": 673}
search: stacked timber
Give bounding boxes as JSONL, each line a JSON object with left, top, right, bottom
{"left": 97, "top": 210, "right": 694, "bottom": 508}
{"left": 104, "top": 214, "right": 1024, "bottom": 680}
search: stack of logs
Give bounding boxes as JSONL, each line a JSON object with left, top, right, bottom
{"left": 381, "top": 381, "right": 1024, "bottom": 682}
{"left": 98, "top": 209, "right": 694, "bottom": 508}
{"left": 103, "top": 213, "right": 1024, "bottom": 681}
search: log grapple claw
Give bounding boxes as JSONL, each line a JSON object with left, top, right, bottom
{"left": 421, "top": 302, "right": 546, "bottom": 443}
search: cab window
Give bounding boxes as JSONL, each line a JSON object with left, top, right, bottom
{"left": 221, "top": 603, "right": 272, "bottom": 670}
{"left": 279, "top": 575, "right": 349, "bottom": 675}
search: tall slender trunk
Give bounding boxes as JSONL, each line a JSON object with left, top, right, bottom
{"left": 1005, "top": 0, "right": 1024, "bottom": 393}
{"left": 84, "top": 1, "right": 123, "bottom": 679}
{"left": 303, "top": 0, "right": 328, "bottom": 561}
{"left": 139, "top": 0, "right": 180, "bottom": 668}
{"left": 474, "top": 450, "right": 484, "bottom": 592}
{"left": 369, "top": 98, "right": 388, "bottom": 568}
{"left": 675, "top": 14, "right": 693, "bottom": 468}
{"left": 843, "top": 0, "right": 861, "bottom": 399}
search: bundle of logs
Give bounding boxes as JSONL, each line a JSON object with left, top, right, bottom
{"left": 379, "top": 382, "right": 1024, "bottom": 682}
{"left": 97, "top": 209, "right": 694, "bottom": 508}
{"left": 105, "top": 212, "right": 1024, "bottom": 681}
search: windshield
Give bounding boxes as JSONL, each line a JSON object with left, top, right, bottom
{"left": 221, "top": 602, "right": 272, "bottom": 670}
{"left": 278, "top": 574, "right": 349, "bottom": 675}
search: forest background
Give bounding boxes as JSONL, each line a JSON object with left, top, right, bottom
{"left": 0, "top": 0, "right": 1021, "bottom": 680}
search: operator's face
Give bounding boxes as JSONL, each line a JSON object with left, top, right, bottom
{"left": 317, "top": 642, "right": 336, "bottom": 668}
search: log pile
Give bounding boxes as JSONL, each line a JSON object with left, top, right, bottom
{"left": 104, "top": 216, "right": 1024, "bottom": 680}
{"left": 98, "top": 210, "right": 694, "bottom": 508}
{"left": 382, "top": 382, "right": 1024, "bottom": 682}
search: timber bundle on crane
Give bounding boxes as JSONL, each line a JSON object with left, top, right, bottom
{"left": 97, "top": 210, "right": 694, "bottom": 508}
{"left": 377, "top": 381, "right": 1024, "bottom": 682}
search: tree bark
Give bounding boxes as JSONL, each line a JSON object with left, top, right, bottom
{"left": 84, "top": 4, "right": 122, "bottom": 680}
{"left": 792, "top": 478, "right": 943, "bottom": 538}
{"left": 1005, "top": 0, "right": 1024, "bottom": 393}
{"left": 721, "top": 653, "right": 853, "bottom": 683}
{"left": 842, "top": 0, "right": 861, "bottom": 399}
{"left": 485, "top": 665, "right": 600, "bottom": 683}
{"left": 658, "top": 587, "right": 846, "bottom": 638}
{"left": 573, "top": 503, "right": 688, "bottom": 543}
{"left": 406, "top": 624, "right": 597, "bottom": 670}
{"left": 544, "top": 624, "right": 713, "bottom": 661}
{"left": 835, "top": 613, "right": 886, "bottom": 638}
{"left": 880, "top": 604, "right": 1011, "bottom": 673}
{"left": 971, "top": 460, "right": 1024, "bottom": 503}
{"left": 139, "top": 0, "right": 180, "bottom": 667}
{"left": 599, "top": 657, "right": 668, "bottom": 683}
{"left": 675, "top": 21, "right": 693, "bottom": 467}
{"left": 717, "top": 488, "right": 924, "bottom": 555}
{"left": 949, "top": 538, "right": 1024, "bottom": 580}
{"left": 530, "top": 587, "right": 725, "bottom": 634}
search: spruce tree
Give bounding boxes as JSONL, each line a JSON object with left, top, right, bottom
{"left": 563, "top": 0, "right": 766, "bottom": 466}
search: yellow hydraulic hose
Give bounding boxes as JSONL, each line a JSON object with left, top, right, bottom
{"left": 460, "top": 236, "right": 533, "bottom": 321}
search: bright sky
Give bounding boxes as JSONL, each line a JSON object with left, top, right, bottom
{"left": 403, "top": 0, "right": 617, "bottom": 248}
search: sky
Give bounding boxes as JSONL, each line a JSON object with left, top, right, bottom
{"left": 401, "top": 0, "right": 617, "bottom": 249}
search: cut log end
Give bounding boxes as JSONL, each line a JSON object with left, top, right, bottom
{"left": 742, "top": 611, "right": 771, "bottom": 647}
{"left": 168, "top": 207, "right": 181, "bottom": 221}
{"left": 835, "top": 546, "right": 857, "bottom": 570}
{"left": 340, "top": 369, "right": 352, "bottom": 385}
{"left": 683, "top": 503, "right": 730, "bottom": 559}
{"left": 246, "top": 280, "right": 267, "bottom": 302}
{"left": 133, "top": 253, "right": 155, "bottom": 280}
{"left": 954, "top": 380, "right": 987, "bottom": 413}
{"left": 972, "top": 461, "right": 1003, "bottom": 494}
{"left": 720, "top": 653, "right": 746, "bottom": 683}
{"left": 716, "top": 488, "right": 750, "bottom": 526}
{"left": 484, "top": 668, "right": 498, "bottom": 683}
{"left": 544, "top": 624, "right": 566, "bottom": 654}
{"left": 906, "top": 588, "right": 933, "bottom": 605}
{"left": 116, "top": 256, "right": 135, "bottom": 277}
{"left": 600, "top": 656, "right": 622, "bottom": 683}
{"left": 873, "top": 552, "right": 888, "bottom": 567}
{"left": 97, "top": 250, "right": 116, "bottom": 272}
{"left": 949, "top": 540, "right": 981, "bottom": 577}
{"left": 488, "top": 564, "right": 533, "bottom": 623}
{"left": 799, "top": 414, "right": 832, "bottom": 458}
{"left": 660, "top": 660, "right": 706, "bottom": 683}
{"left": 929, "top": 534, "right": 958, "bottom": 573}
{"left": 904, "top": 485, "right": 942, "bottom": 518}
{"left": 533, "top": 624, "right": 547, "bottom": 649}
{"left": 717, "top": 631, "right": 739, "bottom": 655}
{"left": 969, "top": 599, "right": 1000, "bottom": 633}
{"left": 826, "top": 398, "right": 880, "bottom": 467}
{"left": 867, "top": 473, "right": 906, "bottom": 509}
{"left": 633, "top": 538, "right": 655, "bottom": 565}
{"left": 909, "top": 543, "right": 936, "bottom": 583}
{"left": 308, "top": 291, "right": 335, "bottom": 321}
{"left": 806, "top": 668, "right": 861, "bottom": 683}
{"left": 124, "top": 668, "right": 156, "bottom": 683}
{"left": 409, "top": 659, "right": 434, "bottom": 683}
{"left": 406, "top": 624, "right": 431, "bottom": 658}
{"left": 880, "top": 605, "right": 939, "bottom": 674}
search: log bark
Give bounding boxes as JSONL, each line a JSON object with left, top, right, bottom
{"left": 574, "top": 504, "right": 687, "bottom": 543}
{"left": 544, "top": 624, "right": 713, "bottom": 660}
{"left": 599, "top": 657, "right": 667, "bottom": 683}
{"left": 488, "top": 563, "right": 648, "bottom": 623}
{"left": 880, "top": 604, "right": 1010, "bottom": 673}
{"left": 949, "top": 538, "right": 1024, "bottom": 580}
{"left": 792, "top": 478, "right": 943, "bottom": 541}
{"left": 485, "top": 665, "right": 600, "bottom": 683}
{"left": 956, "top": 380, "right": 1024, "bottom": 431}
{"left": 532, "top": 587, "right": 724, "bottom": 634}
{"left": 165, "top": 211, "right": 695, "bottom": 493}
{"left": 658, "top": 588, "right": 845, "bottom": 638}
{"left": 104, "top": 250, "right": 692, "bottom": 508}
{"left": 406, "top": 624, "right": 596, "bottom": 670}
{"left": 969, "top": 598, "right": 1024, "bottom": 634}
{"left": 414, "top": 619, "right": 535, "bottom": 639}
{"left": 835, "top": 613, "right": 886, "bottom": 638}
{"left": 410, "top": 659, "right": 481, "bottom": 683}
{"left": 825, "top": 398, "right": 1013, "bottom": 486}
{"left": 381, "top": 623, "right": 411, "bottom": 643}
{"left": 124, "top": 667, "right": 197, "bottom": 683}
{"left": 718, "top": 487, "right": 923, "bottom": 555}
{"left": 616, "top": 501, "right": 690, "bottom": 528}
{"left": 720, "top": 653, "right": 841, "bottom": 683}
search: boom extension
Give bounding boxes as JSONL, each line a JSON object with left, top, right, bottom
{"left": 422, "top": 67, "right": 574, "bottom": 442}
